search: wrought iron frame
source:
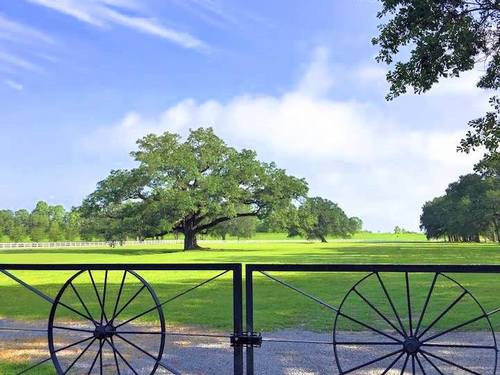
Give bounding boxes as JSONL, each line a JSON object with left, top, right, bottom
{"left": 0, "top": 263, "right": 244, "bottom": 375}
{"left": 245, "top": 264, "right": 500, "bottom": 375}
{"left": 2, "top": 263, "right": 500, "bottom": 374}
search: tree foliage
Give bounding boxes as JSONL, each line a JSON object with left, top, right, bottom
{"left": 80, "top": 128, "right": 308, "bottom": 250}
{"left": 210, "top": 216, "right": 257, "bottom": 240}
{"left": 373, "top": 0, "right": 499, "bottom": 161}
{"left": 420, "top": 173, "right": 499, "bottom": 242}
{"left": 285, "top": 197, "right": 362, "bottom": 242}
{"left": 0, "top": 202, "right": 81, "bottom": 242}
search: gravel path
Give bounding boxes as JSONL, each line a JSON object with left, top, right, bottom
{"left": 1, "top": 320, "right": 498, "bottom": 374}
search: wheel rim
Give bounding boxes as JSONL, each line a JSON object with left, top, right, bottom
{"left": 333, "top": 272, "right": 497, "bottom": 374}
{"left": 48, "top": 270, "right": 166, "bottom": 374}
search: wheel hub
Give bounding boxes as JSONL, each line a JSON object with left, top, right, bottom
{"left": 94, "top": 324, "right": 115, "bottom": 340}
{"left": 403, "top": 336, "right": 421, "bottom": 354}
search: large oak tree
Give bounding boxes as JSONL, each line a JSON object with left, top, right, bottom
{"left": 80, "top": 128, "right": 308, "bottom": 250}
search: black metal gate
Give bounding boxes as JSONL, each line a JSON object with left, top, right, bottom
{"left": 0, "top": 263, "right": 244, "bottom": 375}
{"left": 2, "top": 263, "right": 500, "bottom": 374}
{"left": 245, "top": 264, "right": 500, "bottom": 375}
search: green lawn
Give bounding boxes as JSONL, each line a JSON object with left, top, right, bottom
{"left": 0, "top": 240, "right": 499, "bottom": 372}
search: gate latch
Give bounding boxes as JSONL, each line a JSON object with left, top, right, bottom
{"left": 230, "top": 332, "right": 262, "bottom": 348}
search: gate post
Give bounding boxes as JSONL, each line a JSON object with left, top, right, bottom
{"left": 245, "top": 265, "right": 254, "bottom": 375}
{"left": 233, "top": 264, "right": 244, "bottom": 375}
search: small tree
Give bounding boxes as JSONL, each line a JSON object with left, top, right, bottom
{"left": 81, "top": 128, "right": 308, "bottom": 250}
{"left": 288, "top": 197, "right": 353, "bottom": 242}
{"left": 48, "top": 222, "right": 64, "bottom": 242}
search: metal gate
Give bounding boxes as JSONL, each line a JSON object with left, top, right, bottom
{"left": 2, "top": 263, "right": 500, "bottom": 374}
{"left": 0, "top": 263, "right": 244, "bottom": 375}
{"left": 245, "top": 264, "right": 500, "bottom": 375}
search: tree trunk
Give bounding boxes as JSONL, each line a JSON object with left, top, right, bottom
{"left": 493, "top": 218, "right": 500, "bottom": 243}
{"left": 183, "top": 229, "right": 201, "bottom": 250}
{"left": 319, "top": 234, "right": 328, "bottom": 243}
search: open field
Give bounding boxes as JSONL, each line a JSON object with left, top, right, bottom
{"left": 0, "top": 240, "right": 499, "bottom": 330}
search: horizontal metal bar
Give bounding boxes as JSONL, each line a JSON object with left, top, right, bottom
{"left": 0, "top": 263, "right": 241, "bottom": 271}
{"left": 247, "top": 264, "right": 500, "bottom": 273}
{"left": 262, "top": 338, "right": 333, "bottom": 345}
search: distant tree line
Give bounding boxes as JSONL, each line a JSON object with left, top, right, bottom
{"left": 0, "top": 201, "right": 81, "bottom": 242}
{"left": 0, "top": 197, "right": 362, "bottom": 244}
{"left": 420, "top": 162, "right": 499, "bottom": 242}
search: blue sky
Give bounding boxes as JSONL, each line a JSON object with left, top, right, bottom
{"left": 0, "top": 0, "right": 487, "bottom": 231}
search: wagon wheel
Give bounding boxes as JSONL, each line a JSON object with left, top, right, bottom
{"left": 48, "top": 270, "right": 166, "bottom": 374}
{"left": 333, "top": 272, "right": 497, "bottom": 374}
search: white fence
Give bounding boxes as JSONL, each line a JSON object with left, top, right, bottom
{"left": 0, "top": 239, "right": 183, "bottom": 249}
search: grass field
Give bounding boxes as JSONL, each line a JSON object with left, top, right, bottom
{"left": 0, "top": 239, "right": 499, "bottom": 329}
{"left": 1, "top": 239, "right": 500, "bottom": 372}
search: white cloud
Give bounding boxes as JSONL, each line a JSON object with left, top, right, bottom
{"left": 28, "top": 0, "right": 207, "bottom": 50}
{"left": 83, "top": 48, "right": 483, "bottom": 232}
{"left": 3, "top": 79, "right": 24, "bottom": 91}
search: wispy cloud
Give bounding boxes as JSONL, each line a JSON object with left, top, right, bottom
{"left": 4, "top": 79, "right": 24, "bottom": 91}
{"left": 0, "top": 13, "right": 55, "bottom": 45}
{"left": 0, "top": 51, "right": 44, "bottom": 73}
{"left": 28, "top": 0, "right": 207, "bottom": 50}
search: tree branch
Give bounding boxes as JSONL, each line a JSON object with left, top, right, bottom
{"left": 196, "top": 211, "right": 259, "bottom": 232}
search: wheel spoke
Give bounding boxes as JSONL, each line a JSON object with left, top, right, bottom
{"left": 337, "top": 311, "right": 403, "bottom": 343}
{"left": 400, "top": 354, "right": 409, "bottom": 375}
{"left": 342, "top": 349, "right": 403, "bottom": 374}
{"left": 111, "top": 285, "right": 146, "bottom": 324}
{"left": 69, "top": 282, "right": 98, "bottom": 327}
{"left": 116, "top": 270, "right": 228, "bottom": 329}
{"left": 87, "top": 340, "right": 103, "bottom": 375}
{"left": 110, "top": 271, "right": 127, "bottom": 324}
{"left": 21, "top": 336, "right": 94, "bottom": 374}
{"left": 420, "top": 349, "right": 482, "bottom": 375}
{"left": 420, "top": 351, "right": 444, "bottom": 375}
{"left": 105, "top": 338, "right": 139, "bottom": 375}
{"left": 115, "top": 333, "right": 180, "bottom": 374}
{"left": 415, "top": 273, "right": 438, "bottom": 336}
{"left": 101, "top": 270, "right": 108, "bottom": 325}
{"left": 57, "top": 300, "right": 97, "bottom": 325}
{"left": 353, "top": 287, "right": 406, "bottom": 337}
{"left": 415, "top": 354, "right": 427, "bottom": 374}
{"left": 421, "top": 311, "right": 485, "bottom": 343}
{"left": 411, "top": 355, "right": 415, "bottom": 375}
{"left": 52, "top": 325, "right": 94, "bottom": 333}
{"left": 422, "top": 343, "right": 496, "bottom": 350}
{"left": 109, "top": 337, "right": 121, "bottom": 375}
{"left": 63, "top": 337, "right": 96, "bottom": 374}
{"left": 405, "top": 272, "right": 413, "bottom": 336}
{"left": 417, "top": 290, "right": 467, "bottom": 340}
{"left": 381, "top": 351, "right": 405, "bottom": 374}
{"left": 376, "top": 273, "right": 408, "bottom": 337}
{"left": 88, "top": 271, "right": 108, "bottom": 324}
{"left": 55, "top": 336, "right": 95, "bottom": 354}
{"left": 115, "top": 333, "right": 160, "bottom": 361}
{"left": 99, "top": 341, "right": 103, "bottom": 375}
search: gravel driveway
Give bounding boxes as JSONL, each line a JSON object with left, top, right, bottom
{"left": 1, "top": 320, "right": 498, "bottom": 374}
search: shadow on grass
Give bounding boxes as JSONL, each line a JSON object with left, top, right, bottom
{"left": 0, "top": 248, "right": 184, "bottom": 257}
